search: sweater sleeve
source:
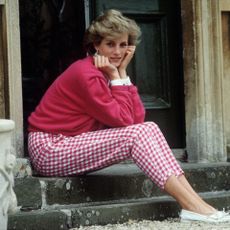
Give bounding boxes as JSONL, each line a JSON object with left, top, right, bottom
{"left": 109, "top": 77, "right": 145, "bottom": 123}
{"left": 129, "top": 85, "right": 146, "bottom": 123}
{"left": 79, "top": 74, "right": 137, "bottom": 127}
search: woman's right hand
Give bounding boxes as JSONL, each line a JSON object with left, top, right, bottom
{"left": 118, "top": 46, "right": 136, "bottom": 78}
{"left": 93, "top": 55, "right": 120, "bottom": 80}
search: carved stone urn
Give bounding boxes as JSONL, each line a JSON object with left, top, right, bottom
{"left": 0, "top": 119, "right": 17, "bottom": 229}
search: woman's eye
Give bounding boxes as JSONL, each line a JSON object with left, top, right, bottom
{"left": 120, "top": 44, "right": 128, "bottom": 48}
{"left": 106, "top": 43, "right": 114, "bottom": 47}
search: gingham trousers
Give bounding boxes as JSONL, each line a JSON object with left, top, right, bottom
{"left": 28, "top": 122, "right": 183, "bottom": 189}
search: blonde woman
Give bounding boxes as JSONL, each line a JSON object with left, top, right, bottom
{"left": 28, "top": 9, "right": 230, "bottom": 223}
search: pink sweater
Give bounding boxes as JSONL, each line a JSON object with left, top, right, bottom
{"left": 28, "top": 56, "right": 145, "bottom": 136}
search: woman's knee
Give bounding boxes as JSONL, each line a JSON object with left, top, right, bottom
{"left": 144, "top": 121, "right": 159, "bottom": 128}
{"left": 141, "top": 122, "right": 161, "bottom": 134}
{"left": 128, "top": 122, "right": 157, "bottom": 138}
{"left": 125, "top": 122, "right": 160, "bottom": 139}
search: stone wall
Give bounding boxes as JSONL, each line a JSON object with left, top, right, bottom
{"left": 0, "top": 6, "right": 5, "bottom": 118}
{"left": 221, "top": 10, "right": 230, "bottom": 157}
{"left": 0, "top": 0, "right": 23, "bottom": 157}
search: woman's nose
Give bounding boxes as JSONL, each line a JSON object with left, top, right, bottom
{"left": 114, "top": 45, "right": 121, "bottom": 53}
{"left": 113, "top": 46, "right": 121, "bottom": 54}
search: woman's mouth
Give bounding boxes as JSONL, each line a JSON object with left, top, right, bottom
{"left": 110, "top": 57, "right": 121, "bottom": 62}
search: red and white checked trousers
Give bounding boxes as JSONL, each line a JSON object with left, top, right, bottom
{"left": 28, "top": 122, "right": 183, "bottom": 189}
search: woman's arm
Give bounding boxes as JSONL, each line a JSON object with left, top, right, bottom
{"left": 129, "top": 85, "right": 145, "bottom": 123}
{"left": 80, "top": 75, "right": 136, "bottom": 127}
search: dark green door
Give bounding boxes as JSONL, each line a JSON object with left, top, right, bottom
{"left": 91, "top": 0, "right": 185, "bottom": 148}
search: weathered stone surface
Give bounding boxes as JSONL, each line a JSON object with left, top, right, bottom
{"left": 8, "top": 162, "right": 230, "bottom": 228}
{"left": 8, "top": 190, "right": 230, "bottom": 229}
{"left": 8, "top": 210, "right": 70, "bottom": 230}
{"left": 182, "top": 163, "right": 230, "bottom": 192}
{"left": 222, "top": 9, "right": 230, "bottom": 159}
{"left": 181, "top": 0, "right": 227, "bottom": 162}
{"left": 41, "top": 163, "right": 230, "bottom": 206}
{"left": 0, "top": 119, "right": 17, "bottom": 230}
{"left": 13, "top": 158, "right": 32, "bottom": 178}
{"left": 71, "top": 198, "right": 180, "bottom": 227}
{"left": 43, "top": 169, "right": 162, "bottom": 206}
{"left": 71, "top": 191, "right": 230, "bottom": 227}
{"left": 14, "top": 177, "right": 42, "bottom": 209}
{"left": 227, "top": 144, "right": 230, "bottom": 161}
{"left": 12, "top": 163, "right": 230, "bottom": 209}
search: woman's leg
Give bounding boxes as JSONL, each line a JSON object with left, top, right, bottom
{"left": 128, "top": 122, "right": 216, "bottom": 215}
{"left": 28, "top": 125, "right": 143, "bottom": 176}
{"left": 138, "top": 123, "right": 217, "bottom": 213}
{"left": 128, "top": 122, "right": 184, "bottom": 188}
{"left": 28, "top": 122, "right": 216, "bottom": 215}
{"left": 164, "top": 175, "right": 215, "bottom": 215}
{"left": 29, "top": 122, "right": 181, "bottom": 181}
{"left": 177, "top": 175, "right": 216, "bottom": 212}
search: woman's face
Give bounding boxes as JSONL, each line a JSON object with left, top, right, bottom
{"left": 94, "top": 33, "right": 129, "bottom": 67}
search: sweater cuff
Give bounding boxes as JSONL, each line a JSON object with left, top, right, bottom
{"left": 110, "top": 77, "right": 132, "bottom": 86}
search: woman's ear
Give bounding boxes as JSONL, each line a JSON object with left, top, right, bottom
{"left": 94, "top": 49, "right": 99, "bottom": 56}
{"left": 93, "top": 43, "right": 99, "bottom": 55}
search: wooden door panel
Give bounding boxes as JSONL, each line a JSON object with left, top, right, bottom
{"left": 127, "top": 13, "right": 170, "bottom": 109}
{"left": 93, "top": 0, "right": 160, "bottom": 13}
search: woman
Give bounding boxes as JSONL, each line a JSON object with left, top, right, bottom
{"left": 28, "top": 9, "right": 230, "bottom": 223}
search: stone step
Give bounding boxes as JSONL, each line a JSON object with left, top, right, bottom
{"left": 14, "top": 162, "right": 230, "bottom": 209}
{"left": 8, "top": 190, "right": 230, "bottom": 230}
{"left": 8, "top": 162, "right": 230, "bottom": 229}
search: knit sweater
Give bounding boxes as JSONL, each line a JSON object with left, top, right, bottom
{"left": 28, "top": 56, "right": 145, "bottom": 136}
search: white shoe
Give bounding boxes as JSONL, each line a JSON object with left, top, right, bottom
{"left": 180, "top": 209, "right": 230, "bottom": 223}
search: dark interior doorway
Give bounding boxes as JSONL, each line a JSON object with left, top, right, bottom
{"left": 19, "top": 0, "right": 86, "bottom": 154}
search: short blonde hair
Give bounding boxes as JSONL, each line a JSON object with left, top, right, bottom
{"left": 84, "top": 9, "right": 141, "bottom": 54}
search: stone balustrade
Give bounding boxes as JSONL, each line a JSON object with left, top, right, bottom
{"left": 0, "top": 119, "right": 17, "bottom": 230}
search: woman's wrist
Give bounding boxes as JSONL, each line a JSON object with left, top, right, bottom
{"left": 110, "top": 77, "right": 132, "bottom": 86}
{"left": 109, "top": 69, "right": 121, "bottom": 80}
{"left": 118, "top": 69, "right": 127, "bottom": 79}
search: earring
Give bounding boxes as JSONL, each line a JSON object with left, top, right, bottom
{"left": 94, "top": 49, "right": 99, "bottom": 56}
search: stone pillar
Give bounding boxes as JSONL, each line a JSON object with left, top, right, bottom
{"left": 181, "top": 0, "right": 226, "bottom": 162}
{"left": 0, "top": 119, "right": 17, "bottom": 229}
{"left": 220, "top": 1, "right": 230, "bottom": 159}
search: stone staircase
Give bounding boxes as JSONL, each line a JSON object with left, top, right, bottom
{"left": 8, "top": 162, "right": 230, "bottom": 230}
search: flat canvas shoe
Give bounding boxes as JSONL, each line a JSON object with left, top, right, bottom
{"left": 180, "top": 209, "right": 230, "bottom": 223}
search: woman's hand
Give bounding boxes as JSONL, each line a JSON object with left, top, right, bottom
{"left": 118, "top": 46, "right": 136, "bottom": 78}
{"left": 94, "top": 55, "right": 120, "bottom": 80}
